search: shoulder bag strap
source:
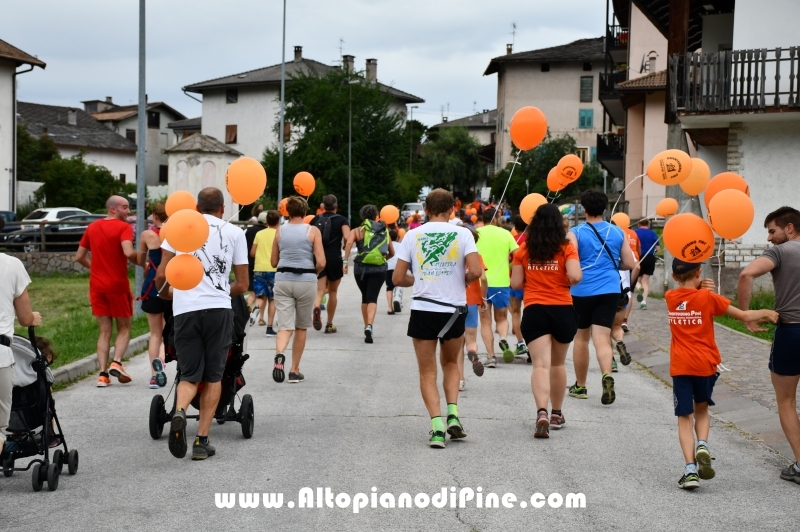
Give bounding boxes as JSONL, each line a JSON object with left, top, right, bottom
{"left": 586, "top": 223, "right": 619, "bottom": 270}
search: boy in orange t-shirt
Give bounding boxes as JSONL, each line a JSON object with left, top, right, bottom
{"left": 666, "top": 259, "right": 778, "bottom": 490}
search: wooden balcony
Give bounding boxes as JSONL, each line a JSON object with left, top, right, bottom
{"left": 596, "top": 133, "right": 624, "bottom": 178}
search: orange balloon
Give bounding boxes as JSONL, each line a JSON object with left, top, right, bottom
{"left": 610, "top": 212, "right": 630, "bottom": 228}
{"left": 226, "top": 157, "right": 267, "bottom": 205}
{"left": 165, "top": 254, "right": 205, "bottom": 291}
{"left": 679, "top": 158, "right": 710, "bottom": 197}
{"left": 380, "top": 205, "right": 400, "bottom": 225}
{"left": 663, "top": 213, "right": 715, "bottom": 263}
{"left": 279, "top": 198, "right": 289, "bottom": 217}
{"left": 164, "top": 209, "right": 209, "bottom": 253}
{"left": 557, "top": 154, "right": 583, "bottom": 183}
{"left": 547, "top": 167, "right": 567, "bottom": 192}
{"left": 704, "top": 172, "right": 750, "bottom": 209}
{"left": 519, "top": 193, "right": 547, "bottom": 224}
{"left": 449, "top": 212, "right": 455, "bottom": 220}
{"left": 293, "top": 171, "right": 316, "bottom": 196}
{"left": 708, "top": 189, "right": 754, "bottom": 240}
{"left": 303, "top": 215, "right": 314, "bottom": 224}
{"left": 646, "top": 149, "right": 692, "bottom": 186}
{"left": 159, "top": 218, "right": 171, "bottom": 243}
{"left": 656, "top": 198, "right": 679, "bottom": 217}
{"left": 165, "top": 190, "right": 196, "bottom": 217}
{"left": 509, "top": 106, "right": 548, "bottom": 151}
{"left": 470, "top": 214, "right": 478, "bottom": 223}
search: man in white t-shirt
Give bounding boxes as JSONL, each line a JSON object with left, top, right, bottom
{"left": 0, "top": 244, "right": 42, "bottom": 455}
{"left": 393, "top": 188, "right": 483, "bottom": 449}
{"left": 156, "top": 187, "right": 249, "bottom": 461}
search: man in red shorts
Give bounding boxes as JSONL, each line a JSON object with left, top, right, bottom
{"left": 75, "top": 195, "right": 138, "bottom": 387}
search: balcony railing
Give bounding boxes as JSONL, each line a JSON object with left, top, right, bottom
{"left": 669, "top": 47, "right": 800, "bottom": 114}
{"left": 596, "top": 133, "right": 625, "bottom": 159}
{"left": 606, "top": 25, "right": 629, "bottom": 48}
{"left": 600, "top": 70, "right": 628, "bottom": 95}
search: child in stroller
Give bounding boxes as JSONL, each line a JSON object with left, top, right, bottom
{"left": 149, "top": 294, "right": 255, "bottom": 442}
{"left": 1, "top": 328, "right": 79, "bottom": 492}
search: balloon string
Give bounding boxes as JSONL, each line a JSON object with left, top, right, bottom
{"left": 490, "top": 153, "right": 521, "bottom": 225}
{"left": 714, "top": 238, "right": 726, "bottom": 295}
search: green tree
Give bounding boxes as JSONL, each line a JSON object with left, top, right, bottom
{"left": 16, "top": 125, "right": 60, "bottom": 182}
{"left": 491, "top": 132, "right": 605, "bottom": 209}
{"left": 35, "top": 151, "right": 134, "bottom": 210}
{"left": 262, "top": 68, "right": 414, "bottom": 216}
{"left": 417, "top": 127, "right": 483, "bottom": 193}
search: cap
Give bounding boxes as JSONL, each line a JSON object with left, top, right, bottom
{"left": 672, "top": 259, "right": 702, "bottom": 274}
{"left": 257, "top": 211, "right": 268, "bottom": 224}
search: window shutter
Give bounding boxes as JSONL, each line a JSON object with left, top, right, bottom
{"left": 580, "top": 76, "right": 593, "bottom": 102}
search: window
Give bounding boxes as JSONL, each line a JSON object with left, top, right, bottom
{"left": 578, "top": 109, "right": 593, "bottom": 129}
{"left": 580, "top": 76, "right": 593, "bottom": 102}
{"left": 226, "top": 89, "right": 238, "bottom": 104}
{"left": 490, "top": 132, "right": 496, "bottom": 144}
{"left": 147, "top": 111, "right": 160, "bottom": 129}
{"left": 225, "top": 125, "right": 238, "bottom": 144}
{"left": 576, "top": 148, "right": 589, "bottom": 163}
{"left": 159, "top": 165, "right": 168, "bottom": 183}
{"left": 126, "top": 129, "right": 136, "bottom": 143}
{"left": 590, "top": 146, "right": 597, "bottom": 163}
{"left": 540, "top": 63, "right": 550, "bottom": 72}
{"left": 120, "top": 173, "right": 126, "bottom": 184}
{"left": 583, "top": 62, "right": 592, "bottom": 71}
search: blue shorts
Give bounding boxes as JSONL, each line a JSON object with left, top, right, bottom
{"left": 672, "top": 374, "right": 718, "bottom": 416}
{"left": 770, "top": 323, "right": 800, "bottom": 376}
{"left": 465, "top": 304, "right": 479, "bottom": 328}
{"left": 253, "top": 271, "right": 275, "bottom": 299}
{"left": 509, "top": 288, "right": 524, "bottom": 301}
{"left": 486, "top": 287, "right": 510, "bottom": 309}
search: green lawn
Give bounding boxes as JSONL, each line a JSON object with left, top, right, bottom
{"left": 714, "top": 291, "right": 776, "bottom": 342}
{"left": 14, "top": 272, "right": 150, "bottom": 369}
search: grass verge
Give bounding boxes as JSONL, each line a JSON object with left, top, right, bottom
{"left": 14, "top": 272, "right": 150, "bottom": 369}
{"left": 714, "top": 291, "right": 776, "bottom": 342}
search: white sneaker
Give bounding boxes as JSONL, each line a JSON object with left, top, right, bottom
{"left": 459, "top": 380, "right": 466, "bottom": 391}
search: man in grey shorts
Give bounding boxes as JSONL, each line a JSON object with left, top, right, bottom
{"left": 156, "top": 187, "right": 249, "bottom": 460}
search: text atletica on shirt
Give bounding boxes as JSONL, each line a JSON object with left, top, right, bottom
{"left": 665, "top": 287, "right": 730, "bottom": 377}
{"left": 513, "top": 242, "right": 578, "bottom": 306}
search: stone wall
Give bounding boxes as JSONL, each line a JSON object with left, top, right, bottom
{"left": 6, "top": 252, "right": 87, "bottom": 275}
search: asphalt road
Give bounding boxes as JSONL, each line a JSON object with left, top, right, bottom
{"left": 1, "top": 274, "right": 796, "bottom": 531}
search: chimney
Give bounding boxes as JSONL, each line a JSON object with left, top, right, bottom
{"left": 482, "top": 110, "right": 489, "bottom": 124}
{"left": 294, "top": 46, "right": 302, "bottom": 62}
{"left": 442, "top": 117, "right": 448, "bottom": 123}
{"left": 649, "top": 55, "right": 657, "bottom": 73}
{"left": 366, "top": 58, "right": 377, "bottom": 82}
{"left": 342, "top": 54, "right": 354, "bottom": 73}
{"left": 506, "top": 43, "right": 513, "bottom": 55}
{"left": 67, "top": 109, "right": 77, "bottom": 126}
{"left": 105, "top": 96, "right": 112, "bottom": 103}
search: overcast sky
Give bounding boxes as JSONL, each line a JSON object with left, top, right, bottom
{"left": 3, "top": 0, "right": 605, "bottom": 126}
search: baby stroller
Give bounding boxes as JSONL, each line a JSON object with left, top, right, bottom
{"left": 148, "top": 295, "right": 255, "bottom": 440}
{"left": 1, "top": 327, "right": 78, "bottom": 492}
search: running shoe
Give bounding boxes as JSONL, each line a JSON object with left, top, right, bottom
{"left": 288, "top": 372, "right": 305, "bottom": 383}
{"left": 568, "top": 382, "right": 587, "bottom": 399}
{"left": 192, "top": 437, "right": 216, "bottom": 460}
{"left": 320, "top": 304, "right": 326, "bottom": 311}
{"left": 149, "top": 376, "right": 159, "bottom": 389}
{"left": 484, "top": 357, "right": 497, "bottom": 369}
{"left": 273, "top": 354, "right": 286, "bottom": 383}
{"left": 446, "top": 415, "right": 467, "bottom": 439}
{"left": 678, "top": 473, "right": 700, "bottom": 490}
{"left": 364, "top": 325, "right": 373, "bottom": 344}
{"left": 97, "top": 373, "right": 110, "bottom": 387}
{"left": 168, "top": 409, "right": 187, "bottom": 459}
{"left": 429, "top": 430, "right": 446, "bottom": 448}
{"left": 617, "top": 341, "right": 631, "bottom": 366}
{"left": 780, "top": 463, "right": 800, "bottom": 484}
{"left": 265, "top": 326, "right": 277, "bottom": 337}
{"left": 534, "top": 411, "right": 549, "bottom": 439}
{"left": 393, "top": 300, "right": 402, "bottom": 313}
{"left": 550, "top": 412, "right": 566, "bottom": 430}
{"left": 636, "top": 292, "right": 644, "bottom": 302}
{"left": 640, "top": 301, "right": 647, "bottom": 310}
{"left": 324, "top": 324, "right": 337, "bottom": 334}
{"left": 312, "top": 307, "right": 323, "bottom": 331}
{"left": 515, "top": 342, "right": 529, "bottom": 357}
{"left": 621, "top": 319, "right": 629, "bottom": 333}
{"left": 109, "top": 361, "right": 132, "bottom": 383}
{"left": 499, "top": 340, "right": 514, "bottom": 364}
{"left": 152, "top": 358, "right": 167, "bottom": 387}
{"left": 695, "top": 445, "right": 715, "bottom": 480}
{"left": 459, "top": 380, "right": 465, "bottom": 391}
{"left": 601, "top": 374, "right": 616, "bottom": 405}
{"left": 467, "top": 351, "right": 484, "bottom": 376}
{"left": 611, "top": 357, "right": 618, "bottom": 373}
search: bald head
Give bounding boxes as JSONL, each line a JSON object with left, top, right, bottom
{"left": 106, "top": 195, "right": 130, "bottom": 221}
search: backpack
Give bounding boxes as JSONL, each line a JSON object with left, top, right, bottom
{"left": 354, "top": 219, "right": 389, "bottom": 266}
{"left": 314, "top": 213, "right": 344, "bottom": 247}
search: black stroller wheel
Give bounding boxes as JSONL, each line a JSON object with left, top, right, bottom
{"left": 31, "top": 463, "right": 43, "bottom": 492}
{"left": 149, "top": 395, "right": 166, "bottom": 440}
{"left": 241, "top": 394, "right": 254, "bottom": 439}
{"left": 46, "top": 462, "right": 60, "bottom": 491}
{"left": 3, "top": 456, "right": 13, "bottom": 477}
{"left": 52, "top": 449, "right": 64, "bottom": 472}
{"left": 67, "top": 449, "right": 79, "bottom": 475}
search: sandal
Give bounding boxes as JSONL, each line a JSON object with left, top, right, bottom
{"left": 273, "top": 354, "right": 285, "bottom": 383}
{"left": 258, "top": 319, "right": 267, "bottom": 326}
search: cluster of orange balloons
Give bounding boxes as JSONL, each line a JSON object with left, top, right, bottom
{"left": 509, "top": 107, "right": 548, "bottom": 151}
{"left": 546, "top": 154, "right": 584, "bottom": 193}
{"left": 161, "top": 190, "right": 211, "bottom": 290}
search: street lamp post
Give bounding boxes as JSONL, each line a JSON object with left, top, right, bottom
{"left": 408, "top": 105, "right": 418, "bottom": 173}
{"left": 348, "top": 79, "right": 358, "bottom": 226}
{"left": 277, "top": 0, "right": 287, "bottom": 204}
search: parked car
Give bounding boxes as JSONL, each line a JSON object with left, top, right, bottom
{"left": 20, "top": 207, "right": 91, "bottom": 230}
{"left": 0, "top": 211, "right": 20, "bottom": 233}
{"left": 5, "top": 214, "right": 104, "bottom": 252}
{"left": 400, "top": 202, "right": 426, "bottom": 224}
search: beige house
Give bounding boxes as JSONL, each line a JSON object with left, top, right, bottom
{"left": 483, "top": 39, "right": 605, "bottom": 172}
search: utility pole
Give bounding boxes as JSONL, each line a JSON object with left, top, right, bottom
{"left": 277, "top": 0, "right": 287, "bottom": 203}
{"left": 409, "top": 105, "right": 418, "bottom": 173}
{"left": 134, "top": 0, "right": 146, "bottom": 316}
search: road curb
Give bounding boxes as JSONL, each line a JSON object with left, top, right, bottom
{"left": 713, "top": 320, "right": 772, "bottom": 346}
{"left": 51, "top": 332, "right": 151, "bottom": 386}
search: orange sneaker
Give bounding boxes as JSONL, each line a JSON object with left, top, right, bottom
{"left": 109, "top": 361, "right": 132, "bottom": 383}
{"left": 97, "top": 374, "right": 110, "bottom": 387}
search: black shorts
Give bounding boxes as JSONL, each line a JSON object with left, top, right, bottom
{"left": 640, "top": 254, "right": 656, "bottom": 276}
{"left": 385, "top": 270, "right": 395, "bottom": 292}
{"left": 770, "top": 323, "right": 800, "bottom": 376}
{"left": 520, "top": 304, "right": 579, "bottom": 345}
{"left": 672, "top": 374, "right": 718, "bottom": 416}
{"left": 173, "top": 308, "right": 233, "bottom": 383}
{"left": 318, "top": 254, "right": 344, "bottom": 282}
{"left": 354, "top": 270, "right": 385, "bottom": 304}
{"left": 247, "top": 264, "right": 255, "bottom": 292}
{"left": 140, "top": 295, "right": 165, "bottom": 315}
{"left": 572, "top": 293, "right": 619, "bottom": 329}
{"left": 407, "top": 309, "right": 466, "bottom": 342}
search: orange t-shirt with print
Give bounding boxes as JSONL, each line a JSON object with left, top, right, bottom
{"left": 665, "top": 287, "right": 730, "bottom": 377}
{"left": 512, "top": 242, "right": 578, "bottom": 306}
{"left": 625, "top": 228, "right": 640, "bottom": 262}
{"left": 465, "top": 256, "right": 487, "bottom": 306}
